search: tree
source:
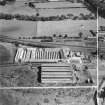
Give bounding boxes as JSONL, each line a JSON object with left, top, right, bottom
{"left": 59, "top": 34, "right": 62, "bottom": 38}
{"left": 72, "top": 16, "right": 78, "bottom": 20}
{"left": 64, "top": 34, "right": 68, "bottom": 38}
{"left": 43, "top": 98, "right": 49, "bottom": 105}
{"left": 28, "top": 2, "right": 35, "bottom": 8}
{"left": 67, "top": 13, "right": 74, "bottom": 19}
{"left": 36, "top": 13, "right": 40, "bottom": 17}
{"left": 53, "top": 34, "right": 56, "bottom": 37}
{"left": 78, "top": 32, "right": 83, "bottom": 38}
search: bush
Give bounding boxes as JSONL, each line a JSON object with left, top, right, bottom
{"left": 32, "top": 36, "right": 36, "bottom": 39}
{"left": 72, "top": 16, "right": 79, "bottom": 20}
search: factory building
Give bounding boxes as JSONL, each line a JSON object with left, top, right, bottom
{"left": 15, "top": 47, "right": 64, "bottom": 63}
{"left": 15, "top": 46, "right": 87, "bottom": 64}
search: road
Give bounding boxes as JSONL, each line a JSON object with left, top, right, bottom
{"left": 0, "top": 35, "right": 97, "bottom": 50}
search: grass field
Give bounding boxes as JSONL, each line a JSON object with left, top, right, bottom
{"left": 0, "top": 88, "right": 96, "bottom": 105}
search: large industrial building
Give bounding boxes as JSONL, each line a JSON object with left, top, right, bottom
{"left": 15, "top": 46, "right": 86, "bottom": 64}
{"left": 15, "top": 47, "right": 64, "bottom": 63}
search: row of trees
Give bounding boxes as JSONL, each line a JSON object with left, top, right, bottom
{"left": 18, "top": 32, "right": 84, "bottom": 42}
{"left": 0, "top": 12, "right": 96, "bottom": 21}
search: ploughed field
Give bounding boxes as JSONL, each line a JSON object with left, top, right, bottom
{"left": 0, "top": 88, "right": 96, "bottom": 105}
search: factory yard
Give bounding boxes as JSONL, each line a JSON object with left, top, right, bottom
{"left": 0, "top": 36, "right": 97, "bottom": 87}
{"left": 0, "top": 0, "right": 97, "bottom": 87}
{"left": 0, "top": 88, "right": 96, "bottom": 105}
{"left": 0, "top": 58, "right": 97, "bottom": 87}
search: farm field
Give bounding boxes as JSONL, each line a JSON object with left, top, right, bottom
{"left": 0, "top": 19, "right": 96, "bottom": 38}
{"left": 98, "top": 59, "right": 105, "bottom": 84}
{"left": 98, "top": 15, "right": 105, "bottom": 90}
{"left": 98, "top": 17, "right": 105, "bottom": 32}
{"left": 0, "top": 2, "right": 86, "bottom": 16}
{"left": 0, "top": 88, "right": 96, "bottom": 105}
{"left": 0, "top": 7, "right": 90, "bottom": 17}
{"left": 98, "top": 59, "right": 105, "bottom": 105}
{"left": 0, "top": 1, "right": 97, "bottom": 38}
{"left": 37, "top": 20, "right": 96, "bottom": 37}
{"left": 0, "top": 20, "right": 37, "bottom": 38}
{"left": 98, "top": 17, "right": 105, "bottom": 27}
